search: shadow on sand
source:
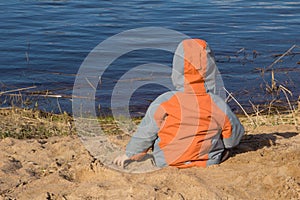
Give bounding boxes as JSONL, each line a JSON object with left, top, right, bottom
{"left": 232, "top": 131, "right": 299, "bottom": 156}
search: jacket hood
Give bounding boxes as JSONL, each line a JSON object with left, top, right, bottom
{"left": 171, "top": 39, "right": 226, "bottom": 99}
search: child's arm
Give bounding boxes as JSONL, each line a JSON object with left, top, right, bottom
{"left": 113, "top": 104, "right": 161, "bottom": 167}
{"left": 114, "top": 92, "right": 173, "bottom": 167}
{"left": 211, "top": 93, "right": 244, "bottom": 148}
{"left": 125, "top": 99, "right": 166, "bottom": 159}
{"left": 221, "top": 104, "right": 245, "bottom": 149}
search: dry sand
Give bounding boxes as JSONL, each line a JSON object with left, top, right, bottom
{"left": 0, "top": 118, "right": 299, "bottom": 199}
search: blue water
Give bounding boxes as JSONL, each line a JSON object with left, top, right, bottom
{"left": 1, "top": 0, "right": 300, "bottom": 115}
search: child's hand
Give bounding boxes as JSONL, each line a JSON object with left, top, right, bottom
{"left": 113, "top": 154, "right": 130, "bottom": 168}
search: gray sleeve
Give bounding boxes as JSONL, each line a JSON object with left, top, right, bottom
{"left": 210, "top": 93, "right": 245, "bottom": 149}
{"left": 222, "top": 105, "right": 245, "bottom": 148}
{"left": 126, "top": 92, "right": 175, "bottom": 158}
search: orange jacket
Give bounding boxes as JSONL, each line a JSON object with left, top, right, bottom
{"left": 126, "top": 39, "right": 244, "bottom": 168}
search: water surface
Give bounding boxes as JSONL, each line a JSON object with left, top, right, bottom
{"left": 1, "top": 0, "right": 299, "bottom": 114}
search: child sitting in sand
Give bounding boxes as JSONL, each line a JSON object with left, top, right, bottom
{"left": 114, "top": 39, "right": 244, "bottom": 168}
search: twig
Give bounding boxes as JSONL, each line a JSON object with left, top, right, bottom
{"left": 223, "top": 87, "right": 256, "bottom": 126}
{"left": 0, "top": 107, "right": 12, "bottom": 110}
{"left": 275, "top": 108, "right": 285, "bottom": 125}
{"left": 279, "top": 85, "right": 297, "bottom": 127}
{"left": 249, "top": 100, "right": 267, "bottom": 126}
{"left": 236, "top": 48, "right": 245, "bottom": 54}
{"left": 39, "top": 94, "right": 62, "bottom": 98}
{"left": 265, "top": 44, "right": 297, "bottom": 72}
{"left": 272, "top": 52, "right": 300, "bottom": 57}
{"left": 3, "top": 93, "right": 95, "bottom": 100}
{"left": 225, "top": 94, "right": 231, "bottom": 103}
{"left": 271, "top": 70, "right": 276, "bottom": 91}
{"left": 85, "top": 77, "right": 96, "bottom": 91}
{"left": 0, "top": 86, "right": 37, "bottom": 95}
{"left": 57, "top": 97, "right": 62, "bottom": 114}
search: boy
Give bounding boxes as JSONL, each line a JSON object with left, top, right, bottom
{"left": 114, "top": 39, "right": 244, "bottom": 168}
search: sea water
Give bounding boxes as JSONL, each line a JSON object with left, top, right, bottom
{"left": 0, "top": 0, "right": 299, "bottom": 115}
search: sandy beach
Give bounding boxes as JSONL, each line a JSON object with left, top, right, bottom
{"left": 0, "top": 108, "right": 299, "bottom": 200}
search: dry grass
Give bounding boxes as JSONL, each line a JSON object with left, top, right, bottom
{"left": 0, "top": 107, "right": 75, "bottom": 139}
{"left": 229, "top": 92, "right": 299, "bottom": 133}
{"left": 0, "top": 102, "right": 298, "bottom": 140}
{"left": 239, "top": 109, "right": 299, "bottom": 132}
{"left": 0, "top": 107, "right": 144, "bottom": 139}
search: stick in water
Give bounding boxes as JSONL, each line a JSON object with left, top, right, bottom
{"left": 0, "top": 86, "right": 37, "bottom": 95}
{"left": 265, "top": 44, "right": 297, "bottom": 72}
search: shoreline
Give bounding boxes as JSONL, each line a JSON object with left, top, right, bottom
{"left": 0, "top": 105, "right": 299, "bottom": 139}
